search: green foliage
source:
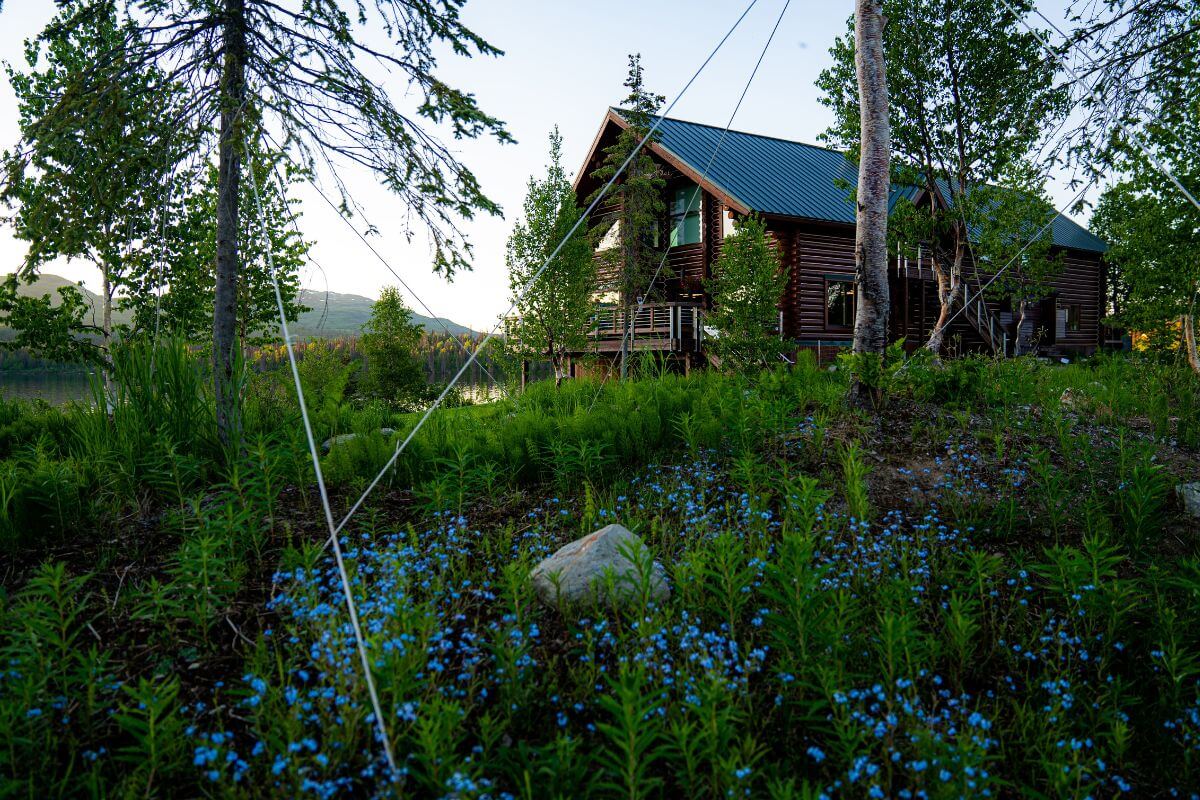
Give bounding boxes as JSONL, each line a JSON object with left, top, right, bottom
{"left": 1, "top": 0, "right": 182, "bottom": 364}
{"left": 0, "top": 276, "right": 106, "bottom": 365}
{"left": 1086, "top": 4, "right": 1200, "bottom": 364}
{"left": 818, "top": 0, "right": 1067, "bottom": 350}
{"left": 837, "top": 338, "right": 908, "bottom": 409}
{"left": 507, "top": 128, "right": 596, "bottom": 383}
{"left": 2, "top": 346, "right": 1200, "bottom": 798}
{"left": 590, "top": 54, "right": 666, "bottom": 308}
{"left": 358, "top": 286, "right": 428, "bottom": 409}
{"left": 126, "top": 137, "right": 310, "bottom": 348}
{"left": 704, "top": 215, "right": 787, "bottom": 372}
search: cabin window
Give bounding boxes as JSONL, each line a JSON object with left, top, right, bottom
{"left": 669, "top": 186, "right": 702, "bottom": 246}
{"left": 1066, "top": 304, "right": 1081, "bottom": 332}
{"left": 826, "top": 277, "right": 856, "bottom": 328}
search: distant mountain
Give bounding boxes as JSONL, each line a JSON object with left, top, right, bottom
{"left": 294, "top": 288, "right": 476, "bottom": 338}
{"left": 4, "top": 274, "right": 475, "bottom": 339}
{"left": 7, "top": 273, "right": 126, "bottom": 328}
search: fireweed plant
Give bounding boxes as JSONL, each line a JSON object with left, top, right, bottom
{"left": 0, "top": 347, "right": 1198, "bottom": 797}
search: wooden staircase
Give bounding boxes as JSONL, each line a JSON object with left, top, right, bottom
{"left": 960, "top": 273, "right": 1010, "bottom": 356}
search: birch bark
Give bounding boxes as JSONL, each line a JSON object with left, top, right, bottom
{"left": 851, "top": 0, "right": 891, "bottom": 403}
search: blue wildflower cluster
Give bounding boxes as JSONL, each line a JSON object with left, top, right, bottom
{"left": 825, "top": 679, "right": 999, "bottom": 798}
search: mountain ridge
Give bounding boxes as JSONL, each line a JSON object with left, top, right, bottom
{"left": 4, "top": 274, "right": 475, "bottom": 338}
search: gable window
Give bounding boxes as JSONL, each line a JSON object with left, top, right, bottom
{"left": 1066, "top": 304, "right": 1081, "bottom": 332}
{"left": 669, "top": 186, "right": 702, "bottom": 247}
{"left": 825, "top": 276, "right": 856, "bottom": 328}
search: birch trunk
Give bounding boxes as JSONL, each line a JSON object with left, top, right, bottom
{"left": 101, "top": 265, "right": 114, "bottom": 397}
{"left": 924, "top": 246, "right": 965, "bottom": 356}
{"left": 1183, "top": 314, "right": 1200, "bottom": 376}
{"left": 851, "top": 0, "right": 891, "bottom": 385}
{"left": 1013, "top": 298, "right": 1028, "bottom": 357}
{"left": 213, "top": 0, "right": 247, "bottom": 448}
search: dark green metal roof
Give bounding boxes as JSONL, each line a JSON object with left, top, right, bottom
{"left": 630, "top": 111, "right": 1106, "bottom": 254}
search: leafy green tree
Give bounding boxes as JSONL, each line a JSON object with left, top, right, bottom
{"left": 1, "top": 0, "right": 182, "bottom": 378}
{"left": 359, "top": 287, "right": 428, "bottom": 409}
{"left": 1065, "top": 1, "right": 1200, "bottom": 177}
{"left": 589, "top": 54, "right": 665, "bottom": 378}
{"left": 818, "top": 0, "right": 1067, "bottom": 355}
{"left": 1090, "top": 18, "right": 1200, "bottom": 375}
{"left": 0, "top": 276, "right": 105, "bottom": 365}
{"left": 704, "top": 215, "right": 786, "bottom": 372}
{"left": 1094, "top": 182, "right": 1200, "bottom": 372}
{"left": 121, "top": 138, "right": 309, "bottom": 351}
{"left": 970, "top": 172, "right": 1061, "bottom": 355}
{"left": 1090, "top": 47, "right": 1200, "bottom": 369}
{"left": 507, "top": 128, "right": 595, "bottom": 386}
{"left": 15, "top": 0, "right": 510, "bottom": 446}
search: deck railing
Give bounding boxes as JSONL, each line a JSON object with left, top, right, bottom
{"left": 590, "top": 301, "right": 704, "bottom": 352}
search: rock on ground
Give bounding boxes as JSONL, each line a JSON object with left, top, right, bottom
{"left": 1178, "top": 482, "right": 1200, "bottom": 519}
{"left": 530, "top": 523, "right": 670, "bottom": 607}
{"left": 320, "top": 428, "right": 396, "bottom": 453}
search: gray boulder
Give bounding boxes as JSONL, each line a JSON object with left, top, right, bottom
{"left": 321, "top": 428, "right": 397, "bottom": 453}
{"left": 321, "top": 433, "right": 358, "bottom": 452}
{"left": 530, "top": 524, "right": 670, "bottom": 607}
{"left": 1177, "top": 482, "right": 1200, "bottom": 519}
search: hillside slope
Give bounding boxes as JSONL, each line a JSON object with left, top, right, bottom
{"left": 4, "top": 275, "right": 474, "bottom": 338}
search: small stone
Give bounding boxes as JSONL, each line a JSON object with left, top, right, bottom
{"left": 321, "top": 428, "right": 397, "bottom": 452}
{"left": 321, "top": 433, "right": 358, "bottom": 452}
{"left": 1177, "top": 483, "right": 1200, "bottom": 518}
{"left": 530, "top": 523, "right": 669, "bottom": 607}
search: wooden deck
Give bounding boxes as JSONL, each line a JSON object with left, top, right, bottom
{"left": 587, "top": 302, "right": 705, "bottom": 353}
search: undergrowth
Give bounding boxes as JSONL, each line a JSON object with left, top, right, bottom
{"left": 1, "top": 345, "right": 1199, "bottom": 798}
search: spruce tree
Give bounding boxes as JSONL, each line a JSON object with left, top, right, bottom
{"left": 589, "top": 54, "right": 666, "bottom": 378}
{"left": 7, "top": 0, "right": 510, "bottom": 446}
{"left": 704, "top": 215, "right": 786, "bottom": 372}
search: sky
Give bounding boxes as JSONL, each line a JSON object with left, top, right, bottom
{"left": 0, "top": 0, "right": 1082, "bottom": 331}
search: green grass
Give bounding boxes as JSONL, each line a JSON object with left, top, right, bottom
{"left": 1, "top": 347, "right": 1199, "bottom": 798}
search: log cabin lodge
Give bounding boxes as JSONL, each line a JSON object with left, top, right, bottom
{"left": 567, "top": 108, "right": 1113, "bottom": 372}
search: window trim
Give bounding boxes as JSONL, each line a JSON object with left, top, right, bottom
{"left": 824, "top": 275, "right": 856, "bottom": 330}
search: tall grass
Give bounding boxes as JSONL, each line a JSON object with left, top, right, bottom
{"left": 1, "top": 347, "right": 1199, "bottom": 797}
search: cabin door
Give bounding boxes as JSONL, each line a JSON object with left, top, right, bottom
{"left": 1037, "top": 295, "right": 1058, "bottom": 347}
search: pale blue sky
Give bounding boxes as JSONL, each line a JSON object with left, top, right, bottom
{"left": 1, "top": 0, "right": 1081, "bottom": 329}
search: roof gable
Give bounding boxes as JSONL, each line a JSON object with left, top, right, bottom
{"left": 593, "top": 109, "right": 1105, "bottom": 254}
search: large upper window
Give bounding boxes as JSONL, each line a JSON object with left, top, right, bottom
{"left": 669, "top": 186, "right": 702, "bottom": 247}
{"left": 826, "top": 277, "right": 856, "bottom": 328}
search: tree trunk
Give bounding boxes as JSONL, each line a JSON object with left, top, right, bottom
{"left": 552, "top": 351, "right": 565, "bottom": 387}
{"left": 851, "top": 0, "right": 890, "bottom": 405}
{"left": 213, "top": 0, "right": 247, "bottom": 449}
{"left": 1183, "top": 314, "right": 1200, "bottom": 376}
{"left": 1013, "top": 298, "right": 1028, "bottom": 357}
{"left": 924, "top": 247, "right": 964, "bottom": 356}
{"left": 101, "top": 265, "right": 114, "bottom": 397}
{"left": 620, "top": 304, "right": 632, "bottom": 380}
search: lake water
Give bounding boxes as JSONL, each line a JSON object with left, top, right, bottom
{"left": 0, "top": 372, "right": 95, "bottom": 405}
{"left": 0, "top": 371, "right": 503, "bottom": 408}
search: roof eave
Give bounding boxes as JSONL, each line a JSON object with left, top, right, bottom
{"left": 573, "top": 109, "right": 754, "bottom": 216}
